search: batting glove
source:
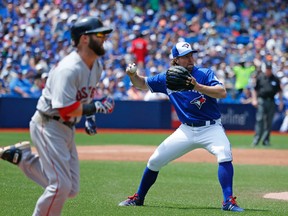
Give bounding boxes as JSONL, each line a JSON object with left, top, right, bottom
{"left": 94, "top": 95, "right": 114, "bottom": 114}
{"left": 85, "top": 115, "right": 97, "bottom": 135}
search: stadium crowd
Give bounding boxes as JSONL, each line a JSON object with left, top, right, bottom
{"left": 0, "top": 0, "right": 287, "bottom": 107}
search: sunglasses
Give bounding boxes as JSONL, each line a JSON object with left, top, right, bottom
{"left": 94, "top": 33, "right": 108, "bottom": 39}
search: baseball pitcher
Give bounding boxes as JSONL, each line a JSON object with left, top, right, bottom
{"left": 118, "top": 41, "right": 244, "bottom": 212}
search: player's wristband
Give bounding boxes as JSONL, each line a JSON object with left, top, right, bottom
{"left": 82, "top": 103, "right": 96, "bottom": 116}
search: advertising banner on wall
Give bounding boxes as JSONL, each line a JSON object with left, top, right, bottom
{"left": 171, "top": 103, "right": 284, "bottom": 131}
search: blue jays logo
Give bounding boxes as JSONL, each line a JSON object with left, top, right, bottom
{"left": 182, "top": 43, "right": 190, "bottom": 48}
{"left": 190, "top": 95, "right": 206, "bottom": 109}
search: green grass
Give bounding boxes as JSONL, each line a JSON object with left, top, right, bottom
{"left": 0, "top": 131, "right": 288, "bottom": 215}
{"left": 0, "top": 161, "right": 287, "bottom": 216}
{"left": 0, "top": 130, "right": 287, "bottom": 149}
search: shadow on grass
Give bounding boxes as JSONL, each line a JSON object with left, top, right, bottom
{"left": 243, "top": 208, "right": 270, "bottom": 212}
{"left": 145, "top": 204, "right": 270, "bottom": 213}
{"left": 145, "top": 205, "right": 220, "bottom": 210}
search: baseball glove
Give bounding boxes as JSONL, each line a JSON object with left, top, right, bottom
{"left": 166, "top": 66, "right": 194, "bottom": 91}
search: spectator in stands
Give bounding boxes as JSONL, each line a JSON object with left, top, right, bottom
{"left": 232, "top": 58, "right": 256, "bottom": 99}
{"left": 239, "top": 87, "right": 252, "bottom": 104}
{"left": 0, "top": 73, "right": 10, "bottom": 96}
{"left": 127, "top": 83, "right": 145, "bottom": 100}
{"left": 130, "top": 32, "right": 148, "bottom": 70}
{"left": 0, "top": 58, "right": 16, "bottom": 82}
{"left": 0, "top": 58, "right": 10, "bottom": 97}
{"left": 251, "top": 63, "right": 284, "bottom": 146}
{"left": 29, "top": 74, "right": 43, "bottom": 98}
{"left": 20, "top": 47, "right": 33, "bottom": 71}
{"left": 9, "top": 69, "right": 32, "bottom": 98}
{"left": 218, "top": 90, "right": 239, "bottom": 104}
{"left": 113, "top": 81, "right": 130, "bottom": 100}
{"left": 0, "top": 0, "right": 287, "bottom": 104}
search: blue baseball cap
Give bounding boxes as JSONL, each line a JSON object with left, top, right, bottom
{"left": 171, "top": 42, "right": 197, "bottom": 58}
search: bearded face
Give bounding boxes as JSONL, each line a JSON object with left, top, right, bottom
{"left": 88, "top": 35, "right": 105, "bottom": 56}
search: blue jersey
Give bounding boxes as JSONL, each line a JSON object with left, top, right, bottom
{"left": 146, "top": 66, "right": 222, "bottom": 124}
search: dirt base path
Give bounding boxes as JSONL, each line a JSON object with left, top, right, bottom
{"left": 76, "top": 146, "right": 288, "bottom": 166}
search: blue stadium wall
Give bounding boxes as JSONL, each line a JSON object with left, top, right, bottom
{"left": 0, "top": 98, "right": 283, "bottom": 131}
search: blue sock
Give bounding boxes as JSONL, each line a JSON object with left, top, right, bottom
{"left": 137, "top": 166, "right": 159, "bottom": 200}
{"left": 218, "top": 161, "right": 234, "bottom": 202}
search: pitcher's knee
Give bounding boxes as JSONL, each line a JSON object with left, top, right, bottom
{"left": 147, "top": 158, "right": 165, "bottom": 171}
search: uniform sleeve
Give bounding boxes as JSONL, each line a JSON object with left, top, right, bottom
{"left": 206, "top": 68, "right": 223, "bottom": 86}
{"left": 50, "top": 68, "right": 79, "bottom": 109}
{"left": 146, "top": 72, "right": 168, "bottom": 94}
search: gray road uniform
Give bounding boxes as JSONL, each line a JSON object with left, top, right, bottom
{"left": 19, "top": 50, "right": 102, "bottom": 216}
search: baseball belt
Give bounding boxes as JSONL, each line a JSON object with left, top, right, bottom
{"left": 37, "top": 111, "right": 76, "bottom": 129}
{"left": 184, "top": 120, "right": 216, "bottom": 127}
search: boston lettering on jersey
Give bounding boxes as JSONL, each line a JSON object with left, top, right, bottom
{"left": 76, "top": 86, "right": 97, "bottom": 100}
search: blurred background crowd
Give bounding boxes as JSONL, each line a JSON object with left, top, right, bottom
{"left": 0, "top": 0, "right": 287, "bottom": 105}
